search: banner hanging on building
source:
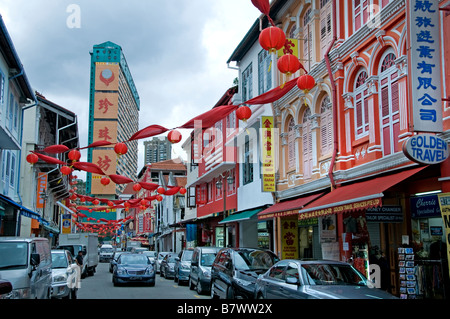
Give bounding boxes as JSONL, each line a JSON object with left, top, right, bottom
{"left": 437, "top": 193, "right": 450, "bottom": 279}
{"left": 261, "top": 116, "right": 276, "bottom": 192}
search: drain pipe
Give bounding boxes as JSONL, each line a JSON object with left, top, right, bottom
{"left": 325, "top": 0, "right": 338, "bottom": 189}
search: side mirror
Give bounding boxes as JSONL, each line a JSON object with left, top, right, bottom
{"left": 30, "top": 253, "right": 40, "bottom": 266}
{"left": 286, "top": 276, "right": 300, "bottom": 285}
{"left": 0, "top": 280, "right": 12, "bottom": 295}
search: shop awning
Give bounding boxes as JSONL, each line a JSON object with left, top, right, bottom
{"left": 299, "top": 166, "right": 427, "bottom": 220}
{"left": 257, "top": 192, "right": 324, "bottom": 220}
{"left": 0, "top": 193, "right": 41, "bottom": 221}
{"left": 219, "top": 207, "right": 264, "bottom": 224}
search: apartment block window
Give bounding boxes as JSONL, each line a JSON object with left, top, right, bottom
{"left": 258, "top": 49, "right": 272, "bottom": 95}
{"left": 243, "top": 135, "right": 253, "bottom": 185}
{"left": 242, "top": 63, "right": 253, "bottom": 102}
{"left": 354, "top": 69, "right": 369, "bottom": 139}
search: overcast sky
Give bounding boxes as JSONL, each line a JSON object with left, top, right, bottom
{"left": 1, "top": 0, "right": 260, "bottom": 176}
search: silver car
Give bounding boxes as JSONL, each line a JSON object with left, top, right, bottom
{"left": 254, "top": 259, "right": 398, "bottom": 299}
{"left": 155, "top": 252, "right": 170, "bottom": 273}
{"left": 51, "top": 249, "right": 79, "bottom": 299}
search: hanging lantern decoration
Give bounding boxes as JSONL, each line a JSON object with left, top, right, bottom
{"left": 277, "top": 54, "right": 301, "bottom": 79}
{"left": 68, "top": 150, "right": 81, "bottom": 162}
{"left": 114, "top": 142, "right": 128, "bottom": 156}
{"left": 156, "top": 195, "right": 163, "bottom": 202}
{"left": 167, "top": 130, "right": 182, "bottom": 144}
{"left": 61, "top": 165, "right": 72, "bottom": 175}
{"left": 297, "top": 74, "right": 316, "bottom": 94}
{"left": 179, "top": 187, "right": 187, "bottom": 195}
{"left": 132, "top": 183, "right": 142, "bottom": 192}
{"left": 107, "top": 201, "right": 114, "bottom": 208}
{"left": 259, "top": 26, "right": 286, "bottom": 53}
{"left": 236, "top": 106, "right": 252, "bottom": 122}
{"left": 157, "top": 187, "right": 165, "bottom": 194}
{"left": 92, "top": 199, "right": 100, "bottom": 206}
{"left": 100, "top": 177, "right": 110, "bottom": 186}
{"left": 26, "top": 153, "right": 39, "bottom": 165}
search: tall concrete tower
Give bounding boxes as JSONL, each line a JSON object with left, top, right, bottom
{"left": 87, "top": 41, "right": 140, "bottom": 197}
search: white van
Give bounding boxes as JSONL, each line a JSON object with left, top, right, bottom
{"left": 99, "top": 244, "right": 114, "bottom": 262}
{"left": 0, "top": 237, "right": 52, "bottom": 299}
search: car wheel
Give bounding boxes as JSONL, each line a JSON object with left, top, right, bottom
{"left": 210, "top": 280, "right": 219, "bottom": 299}
{"left": 189, "top": 277, "right": 194, "bottom": 290}
{"left": 257, "top": 292, "right": 264, "bottom": 299}
{"left": 196, "top": 280, "right": 204, "bottom": 295}
{"left": 174, "top": 271, "right": 178, "bottom": 283}
{"left": 226, "top": 286, "right": 235, "bottom": 299}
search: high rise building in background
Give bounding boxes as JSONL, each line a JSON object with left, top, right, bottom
{"left": 87, "top": 41, "right": 140, "bottom": 197}
{"left": 144, "top": 137, "right": 172, "bottom": 164}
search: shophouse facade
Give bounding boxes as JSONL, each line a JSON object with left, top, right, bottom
{"left": 236, "top": 0, "right": 450, "bottom": 299}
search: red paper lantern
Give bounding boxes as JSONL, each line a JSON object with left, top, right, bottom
{"left": 92, "top": 199, "right": 100, "bottom": 205}
{"left": 157, "top": 187, "right": 165, "bottom": 194}
{"left": 236, "top": 106, "right": 252, "bottom": 122}
{"left": 114, "top": 142, "right": 128, "bottom": 156}
{"left": 156, "top": 195, "right": 163, "bottom": 202}
{"left": 26, "top": 153, "right": 39, "bottom": 165}
{"left": 168, "top": 130, "right": 182, "bottom": 144}
{"left": 61, "top": 166, "right": 72, "bottom": 175}
{"left": 124, "top": 201, "right": 130, "bottom": 208}
{"left": 68, "top": 149, "right": 81, "bottom": 162}
{"left": 179, "top": 187, "right": 187, "bottom": 195}
{"left": 277, "top": 54, "right": 301, "bottom": 77}
{"left": 133, "top": 183, "right": 142, "bottom": 192}
{"left": 259, "top": 26, "right": 286, "bottom": 53}
{"left": 100, "top": 177, "right": 110, "bottom": 186}
{"left": 107, "top": 201, "right": 114, "bottom": 207}
{"left": 297, "top": 74, "right": 316, "bottom": 93}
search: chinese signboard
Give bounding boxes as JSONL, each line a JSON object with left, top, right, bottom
{"left": 281, "top": 216, "right": 298, "bottom": 259}
{"left": 92, "top": 121, "right": 118, "bottom": 144}
{"left": 36, "top": 172, "right": 47, "bottom": 209}
{"left": 403, "top": 133, "right": 448, "bottom": 164}
{"left": 409, "top": 0, "right": 443, "bottom": 132}
{"left": 94, "top": 92, "right": 119, "bottom": 119}
{"left": 94, "top": 63, "right": 119, "bottom": 91}
{"left": 437, "top": 193, "right": 450, "bottom": 279}
{"left": 91, "top": 149, "right": 117, "bottom": 195}
{"left": 261, "top": 116, "right": 276, "bottom": 192}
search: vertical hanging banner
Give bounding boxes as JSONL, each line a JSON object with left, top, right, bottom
{"left": 261, "top": 116, "right": 276, "bottom": 192}
{"left": 281, "top": 216, "right": 298, "bottom": 259}
{"left": 36, "top": 172, "right": 48, "bottom": 209}
{"left": 438, "top": 193, "right": 450, "bottom": 279}
{"left": 408, "top": 0, "right": 443, "bottom": 132}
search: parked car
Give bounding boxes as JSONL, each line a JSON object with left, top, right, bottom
{"left": 155, "top": 252, "right": 170, "bottom": 273}
{"left": 51, "top": 249, "right": 79, "bottom": 299}
{"left": 141, "top": 251, "right": 157, "bottom": 264}
{"left": 112, "top": 253, "right": 155, "bottom": 287}
{"left": 174, "top": 248, "right": 194, "bottom": 284}
{"left": 160, "top": 252, "right": 177, "bottom": 279}
{"left": 0, "top": 237, "right": 52, "bottom": 299}
{"left": 210, "top": 247, "right": 279, "bottom": 299}
{"left": 109, "top": 251, "right": 128, "bottom": 273}
{"left": 189, "top": 246, "right": 221, "bottom": 294}
{"left": 254, "top": 259, "right": 398, "bottom": 299}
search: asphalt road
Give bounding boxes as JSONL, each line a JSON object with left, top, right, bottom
{"left": 77, "top": 261, "right": 210, "bottom": 300}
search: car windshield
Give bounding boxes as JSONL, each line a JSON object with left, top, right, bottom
{"left": 301, "top": 263, "right": 367, "bottom": 286}
{"left": 181, "top": 250, "right": 193, "bottom": 261}
{"left": 52, "top": 253, "right": 69, "bottom": 269}
{"left": 234, "top": 249, "right": 279, "bottom": 271}
{"left": 200, "top": 252, "right": 217, "bottom": 267}
{"left": 120, "top": 254, "right": 150, "bottom": 265}
{"left": 101, "top": 248, "right": 114, "bottom": 253}
{"left": 144, "top": 251, "right": 156, "bottom": 257}
{"left": 0, "top": 242, "right": 28, "bottom": 270}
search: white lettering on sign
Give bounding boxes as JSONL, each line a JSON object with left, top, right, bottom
{"left": 403, "top": 133, "right": 449, "bottom": 164}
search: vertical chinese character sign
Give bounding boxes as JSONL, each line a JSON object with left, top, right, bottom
{"left": 281, "top": 216, "right": 299, "bottom": 259}
{"left": 261, "top": 116, "right": 276, "bottom": 192}
{"left": 409, "top": 0, "right": 443, "bottom": 132}
{"left": 36, "top": 172, "right": 47, "bottom": 209}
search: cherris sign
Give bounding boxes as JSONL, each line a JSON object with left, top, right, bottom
{"left": 403, "top": 134, "right": 449, "bottom": 165}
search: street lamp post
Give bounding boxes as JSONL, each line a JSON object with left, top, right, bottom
{"left": 216, "top": 172, "right": 234, "bottom": 247}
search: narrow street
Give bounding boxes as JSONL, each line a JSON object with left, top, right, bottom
{"left": 77, "top": 262, "right": 210, "bottom": 299}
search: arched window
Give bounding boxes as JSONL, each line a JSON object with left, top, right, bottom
{"left": 302, "top": 109, "right": 312, "bottom": 179}
{"left": 320, "top": 96, "right": 333, "bottom": 156}
{"left": 379, "top": 51, "right": 400, "bottom": 155}
{"left": 288, "top": 118, "right": 296, "bottom": 169}
{"left": 354, "top": 69, "right": 369, "bottom": 139}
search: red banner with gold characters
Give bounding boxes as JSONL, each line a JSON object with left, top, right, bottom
{"left": 281, "top": 215, "right": 298, "bottom": 259}
{"left": 261, "top": 116, "right": 275, "bottom": 192}
{"left": 36, "top": 172, "right": 47, "bottom": 209}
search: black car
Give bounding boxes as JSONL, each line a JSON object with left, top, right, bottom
{"left": 112, "top": 253, "right": 155, "bottom": 286}
{"left": 210, "top": 247, "right": 279, "bottom": 299}
{"left": 109, "top": 251, "right": 128, "bottom": 273}
{"left": 174, "top": 248, "right": 194, "bottom": 284}
{"left": 160, "top": 252, "right": 177, "bottom": 279}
